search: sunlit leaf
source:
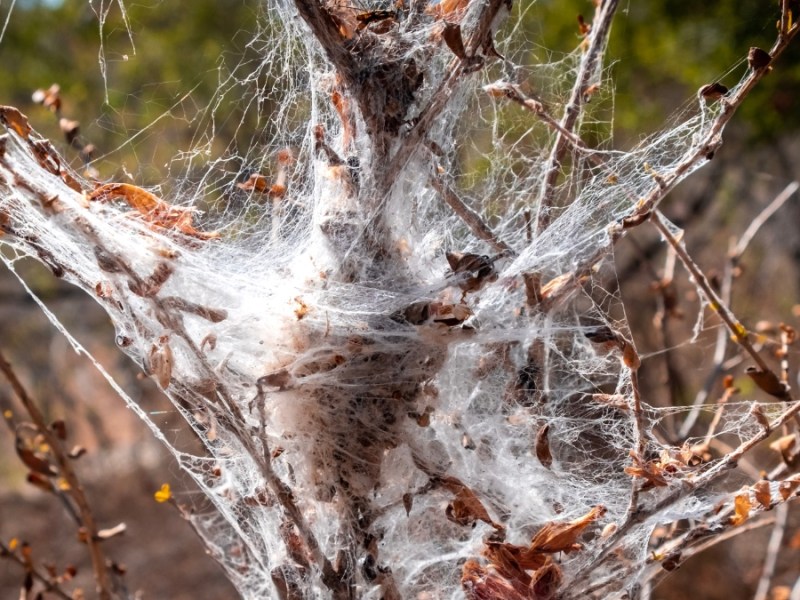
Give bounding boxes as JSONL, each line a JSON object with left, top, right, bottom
{"left": 729, "top": 492, "right": 751, "bottom": 526}
{"left": 528, "top": 505, "right": 606, "bottom": 554}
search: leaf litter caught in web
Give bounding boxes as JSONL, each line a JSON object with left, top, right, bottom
{"left": 87, "top": 183, "right": 219, "bottom": 240}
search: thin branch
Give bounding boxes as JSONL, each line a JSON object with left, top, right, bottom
{"left": 650, "top": 210, "right": 773, "bottom": 375}
{"left": 753, "top": 502, "right": 789, "bottom": 600}
{"left": 379, "top": 0, "right": 510, "bottom": 196}
{"left": 488, "top": 81, "right": 607, "bottom": 168}
{"left": 429, "top": 170, "right": 513, "bottom": 254}
{"left": 0, "top": 349, "right": 114, "bottom": 600}
{"left": 0, "top": 540, "right": 73, "bottom": 600}
{"left": 534, "top": 0, "right": 620, "bottom": 234}
{"left": 733, "top": 181, "right": 799, "bottom": 260}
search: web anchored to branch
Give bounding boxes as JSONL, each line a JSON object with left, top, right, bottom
{"left": 0, "top": 1, "right": 799, "bottom": 599}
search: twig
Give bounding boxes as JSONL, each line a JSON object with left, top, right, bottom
{"left": 753, "top": 502, "right": 789, "bottom": 600}
{"left": 428, "top": 170, "right": 513, "bottom": 254}
{"left": 487, "top": 81, "right": 609, "bottom": 169}
{"left": 0, "top": 349, "right": 114, "bottom": 600}
{"left": 379, "top": 0, "right": 510, "bottom": 196}
{"left": 733, "top": 181, "right": 799, "bottom": 260}
{"left": 650, "top": 210, "right": 773, "bottom": 375}
{"left": 534, "top": 0, "right": 620, "bottom": 234}
{"left": 0, "top": 540, "right": 74, "bottom": 600}
{"left": 570, "top": 392, "right": 800, "bottom": 594}
{"left": 677, "top": 177, "right": 797, "bottom": 438}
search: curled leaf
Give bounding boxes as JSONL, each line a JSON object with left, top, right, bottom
{"left": 748, "top": 47, "right": 771, "bottom": 70}
{"left": 729, "top": 492, "right": 752, "bottom": 526}
{"left": 534, "top": 424, "right": 553, "bottom": 468}
{"left": 698, "top": 82, "right": 729, "bottom": 101}
{"left": 442, "top": 22, "right": 467, "bottom": 59}
{"left": 147, "top": 337, "right": 173, "bottom": 389}
{"left": 461, "top": 560, "right": 528, "bottom": 600}
{"left": 746, "top": 367, "right": 790, "bottom": 400}
{"left": 0, "top": 106, "right": 32, "bottom": 139}
{"left": 529, "top": 505, "right": 605, "bottom": 554}
{"left": 87, "top": 183, "right": 220, "bottom": 240}
{"left": 441, "top": 476, "right": 504, "bottom": 531}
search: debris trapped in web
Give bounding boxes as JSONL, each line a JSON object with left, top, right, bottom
{"left": 1, "top": 1, "right": 799, "bottom": 598}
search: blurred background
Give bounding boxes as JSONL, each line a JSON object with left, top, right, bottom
{"left": 1, "top": 0, "right": 799, "bottom": 597}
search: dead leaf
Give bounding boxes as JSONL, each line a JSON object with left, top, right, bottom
{"left": 534, "top": 424, "right": 553, "bottom": 468}
{"left": 529, "top": 557, "right": 562, "bottom": 598}
{"left": 461, "top": 560, "right": 528, "bottom": 600}
{"left": 540, "top": 273, "right": 575, "bottom": 299}
{"left": 442, "top": 22, "right": 467, "bottom": 59}
{"left": 294, "top": 297, "right": 309, "bottom": 320}
{"left": 0, "top": 106, "right": 32, "bottom": 139}
{"left": 446, "top": 252, "right": 497, "bottom": 294}
{"left": 529, "top": 505, "right": 606, "bottom": 554}
{"left": 753, "top": 480, "right": 771, "bottom": 509}
{"left": 748, "top": 47, "right": 771, "bottom": 70}
{"left": 129, "top": 262, "right": 173, "bottom": 297}
{"left": 431, "top": 302, "right": 473, "bottom": 326}
{"left": 729, "top": 492, "right": 751, "bottom": 526}
{"left": 746, "top": 367, "right": 790, "bottom": 400}
{"left": 769, "top": 434, "right": 796, "bottom": 464}
{"left": 441, "top": 476, "right": 503, "bottom": 531}
{"left": 624, "top": 452, "right": 668, "bottom": 488}
{"left": 403, "top": 493, "right": 413, "bottom": 516}
{"left": 50, "top": 420, "right": 67, "bottom": 440}
{"left": 147, "top": 336, "right": 173, "bottom": 389}
{"left": 698, "top": 82, "right": 729, "bottom": 101}
{"left": 778, "top": 476, "right": 800, "bottom": 501}
{"left": 87, "top": 183, "right": 220, "bottom": 240}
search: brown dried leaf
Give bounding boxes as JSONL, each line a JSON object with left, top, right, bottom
{"left": 442, "top": 22, "right": 467, "bottom": 59}
{"left": 769, "top": 434, "right": 796, "bottom": 465}
{"left": 746, "top": 367, "right": 790, "bottom": 400}
{"left": 529, "top": 557, "right": 562, "bottom": 599}
{"left": 161, "top": 296, "right": 227, "bottom": 322}
{"left": 698, "top": 82, "right": 729, "bottom": 101}
{"left": 0, "top": 106, "right": 32, "bottom": 139}
{"left": 778, "top": 476, "right": 800, "bottom": 501}
{"left": 729, "top": 492, "right": 751, "bottom": 526}
{"left": 534, "top": 424, "right": 553, "bottom": 469}
{"left": 129, "top": 262, "right": 173, "bottom": 297}
{"left": 147, "top": 337, "right": 173, "bottom": 389}
{"left": 441, "top": 476, "right": 503, "bottom": 531}
{"left": 540, "top": 273, "right": 574, "bottom": 299}
{"left": 294, "top": 297, "right": 309, "bottom": 320}
{"left": 529, "top": 505, "right": 606, "bottom": 554}
{"left": 748, "top": 46, "right": 771, "bottom": 70}
{"left": 461, "top": 560, "right": 528, "bottom": 600}
{"left": 402, "top": 493, "right": 413, "bottom": 516}
{"left": 50, "top": 419, "right": 67, "bottom": 440}
{"left": 432, "top": 302, "right": 473, "bottom": 326}
{"left": 753, "top": 480, "right": 771, "bottom": 509}
{"left": 87, "top": 183, "right": 220, "bottom": 240}
{"left": 483, "top": 541, "right": 545, "bottom": 575}
{"left": 259, "top": 369, "right": 292, "bottom": 392}
{"left": 26, "top": 472, "right": 54, "bottom": 493}
{"left": 624, "top": 452, "right": 668, "bottom": 488}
